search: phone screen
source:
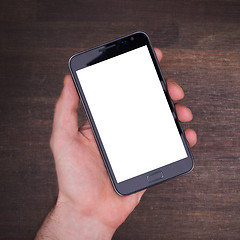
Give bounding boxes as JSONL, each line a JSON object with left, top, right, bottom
{"left": 76, "top": 45, "right": 187, "bottom": 183}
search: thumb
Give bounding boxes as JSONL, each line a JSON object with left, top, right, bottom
{"left": 50, "top": 75, "right": 79, "bottom": 149}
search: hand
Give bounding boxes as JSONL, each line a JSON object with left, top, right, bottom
{"left": 36, "top": 48, "right": 197, "bottom": 240}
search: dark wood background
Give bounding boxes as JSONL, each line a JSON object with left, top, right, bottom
{"left": 0, "top": 0, "right": 239, "bottom": 239}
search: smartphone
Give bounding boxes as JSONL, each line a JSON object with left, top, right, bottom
{"left": 68, "top": 32, "right": 194, "bottom": 196}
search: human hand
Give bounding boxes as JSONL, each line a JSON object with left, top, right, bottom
{"left": 36, "top": 48, "right": 197, "bottom": 240}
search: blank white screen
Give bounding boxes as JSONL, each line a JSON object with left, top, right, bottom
{"left": 76, "top": 46, "right": 187, "bottom": 183}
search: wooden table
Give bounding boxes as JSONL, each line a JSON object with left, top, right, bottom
{"left": 0, "top": 0, "right": 239, "bottom": 239}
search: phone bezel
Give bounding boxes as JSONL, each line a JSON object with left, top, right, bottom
{"left": 69, "top": 32, "right": 194, "bottom": 196}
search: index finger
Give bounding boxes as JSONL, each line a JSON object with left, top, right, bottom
{"left": 154, "top": 48, "right": 163, "bottom": 62}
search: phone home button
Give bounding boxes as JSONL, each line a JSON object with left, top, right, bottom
{"left": 147, "top": 171, "right": 164, "bottom": 183}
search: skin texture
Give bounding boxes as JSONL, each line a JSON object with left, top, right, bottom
{"left": 35, "top": 48, "right": 197, "bottom": 240}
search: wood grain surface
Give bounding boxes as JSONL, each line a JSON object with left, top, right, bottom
{"left": 0, "top": 0, "right": 239, "bottom": 239}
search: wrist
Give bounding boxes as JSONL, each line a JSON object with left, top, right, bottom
{"left": 36, "top": 195, "right": 115, "bottom": 240}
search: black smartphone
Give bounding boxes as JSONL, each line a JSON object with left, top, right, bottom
{"left": 69, "top": 32, "right": 194, "bottom": 196}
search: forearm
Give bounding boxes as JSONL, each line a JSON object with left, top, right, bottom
{"left": 35, "top": 199, "right": 115, "bottom": 240}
